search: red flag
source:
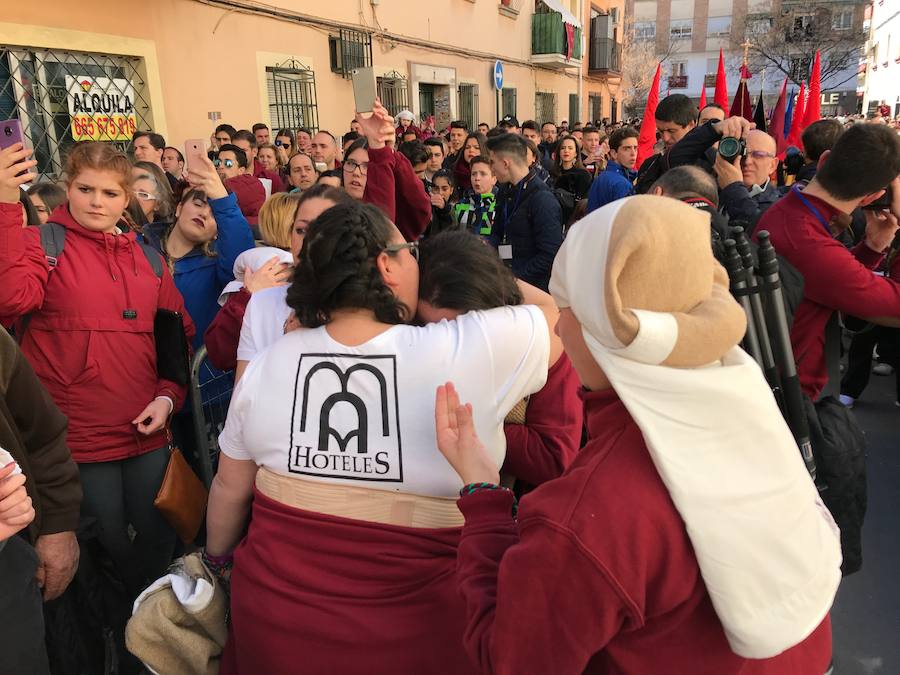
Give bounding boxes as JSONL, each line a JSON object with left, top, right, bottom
{"left": 801, "top": 51, "right": 821, "bottom": 129}
{"left": 714, "top": 50, "right": 729, "bottom": 110}
{"left": 740, "top": 64, "right": 753, "bottom": 80}
{"left": 768, "top": 78, "right": 789, "bottom": 159}
{"left": 729, "top": 80, "right": 753, "bottom": 121}
{"left": 699, "top": 87, "right": 707, "bottom": 111}
{"left": 786, "top": 81, "right": 806, "bottom": 149}
{"left": 636, "top": 63, "right": 662, "bottom": 168}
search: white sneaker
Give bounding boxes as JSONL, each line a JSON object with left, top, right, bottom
{"left": 872, "top": 363, "right": 895, "bottom": 376}
{"left": 839, "top": 394, "right": 855, "bottom": 408}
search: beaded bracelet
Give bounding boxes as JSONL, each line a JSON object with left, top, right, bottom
{"left": 460, "top": 482, "right": 519, "bottom": 518}
{"left": 201, "top": 549, "right": 234, "bottom": 578}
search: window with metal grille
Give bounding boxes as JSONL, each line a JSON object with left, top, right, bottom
{"left": 502, "top": 88, "right": 517, "bottom": 119}
{"left": 1, "top": 45, "right": 153, "bottom": 179}
{"left": 329, "top": 29, "right": 373, "bottom": 79}
{"left": 568, "top": 94, "right": 580, "bottom": 125}
{"left": 535, "top": 92, "right": 556, "bottom": 125}
{"left": 458, "top": 83, "right": 479, "bottom": 131}
{"left": 588, "top": 93, "right": 602, "bottom": 123}
{"left": 610, "top": 96, "right": 618, "bottom": 124}
{"left": 376, "top": 71, "right": 409, "bottom": 117}
{"left": 266, "top": 60, "right": 319, "bottom": 133}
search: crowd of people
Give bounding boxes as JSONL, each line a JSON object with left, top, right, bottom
{"left": 0, "top": 88, "right": 898, "bottom": 675}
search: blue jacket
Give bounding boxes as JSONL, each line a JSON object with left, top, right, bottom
{"left": 143, "top": 192, "right": 255, "bottom": 349}
{"left": 490, "top": 171, "right": 563, "bottom": 292}
{"left": 587, "top": 161, "right": 636, "bottom": 214}
{"left": 719, "top": 181, "right": 781, "bottom": 229}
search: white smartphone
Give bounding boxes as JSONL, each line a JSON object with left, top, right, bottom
{"left": 184, "top": 138, "right": 209, "bottom": 171}
{"left": 351, "top": 67, "right": 377, "bottom": 114}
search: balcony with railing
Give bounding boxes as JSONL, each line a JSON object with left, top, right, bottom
{"left": 589, "top": 37, "right": 622, "bottom": 74}
{"left": 668, "top": 75, "right": 688, "bottom": 89}
{"left": 531, "top": 11, "right": 583, "bottom": 69}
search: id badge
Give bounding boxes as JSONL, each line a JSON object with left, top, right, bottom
{"left": 499, "top": 244, "right": 513, "bottom": 260}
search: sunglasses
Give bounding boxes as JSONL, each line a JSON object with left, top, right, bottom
{"left": 134, "top": 190, "right": 157, "bottom": 201}
{"left": 384, "top": 241, "right": 419, "bottom": 261}
{"left": 213, "top": 158, "right": 236, "bottom": 169}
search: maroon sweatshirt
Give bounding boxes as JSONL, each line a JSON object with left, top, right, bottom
{"left": 203, "top": 288, "right": 251, "bottom": 372}
{"left": 364, "top": 145, "right": 431, "bottom": 241}
{"left": 253, "top": 159, "right": 285, "bottom": 193}
{"left": 756, "top": 189, "right": 900, "bottom": 398}
{"left": 455, "top": 388, "right": 832, "bottom": 674}
{"left": 502, "top": 353, "right": 582, "bottom": 485}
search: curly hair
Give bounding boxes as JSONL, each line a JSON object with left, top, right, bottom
{"left": 288, "top": 201, "right": 410, "bottom": 327}
{"left": 418, "top": 231, "right": 522, "bottom": 311}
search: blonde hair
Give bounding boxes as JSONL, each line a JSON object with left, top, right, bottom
{"left": 258, "top": 192, "right": 301, "bottom": 249}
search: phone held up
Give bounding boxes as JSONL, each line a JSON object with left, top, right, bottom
{"left": 184, "top": 138, "right": 209, "bottom": 172}
{"left": 351, "top": 67, "right": 377, "bottom": 114}
{"left": 0, "top": 120, "right": 25, "bottom": 151}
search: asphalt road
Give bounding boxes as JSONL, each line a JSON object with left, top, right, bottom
{"left": 830, "top": 368, "right": 900, "bottom": 675}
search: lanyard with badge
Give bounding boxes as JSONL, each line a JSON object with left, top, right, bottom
{"left": 500, "top": 175, "right": 529, "bottom": 262}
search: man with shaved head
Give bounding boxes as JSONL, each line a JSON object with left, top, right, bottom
{"left": 715, "top": 129, "right": 781, "bottom": 226}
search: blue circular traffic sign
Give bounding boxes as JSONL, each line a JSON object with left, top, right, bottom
{"left": 493, "top": 60, "right": 504, "bottom": 91}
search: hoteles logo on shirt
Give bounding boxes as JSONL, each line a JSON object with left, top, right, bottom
{"left": 288, "top": 353, "right": 403, "bottom": 482}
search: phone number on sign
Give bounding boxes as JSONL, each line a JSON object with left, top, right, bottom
{"left": 71, "top": 114, "right": 137, "bottom": 141}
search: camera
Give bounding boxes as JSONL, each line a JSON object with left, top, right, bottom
{"left": 3, "top": 126, "right": 11, "bottom": 137}
{"left": 718, "top": 136, "right": 746, "bottom": 162}
{"left": 862, "top": 183, "right": 894, "bottom": 210}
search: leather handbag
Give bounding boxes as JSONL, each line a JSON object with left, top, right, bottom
{"left": 154, "top": 432, "right": 208, "bottom": 544}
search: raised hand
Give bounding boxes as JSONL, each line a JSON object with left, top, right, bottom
{"left": 0, "top": 143, "right": 38, "bottom": 204}
{"left": 435, "top": 382, "right": 499, "bottom": 486}
{"left": 186, "top": 153, "right": 227, "bottom": 200}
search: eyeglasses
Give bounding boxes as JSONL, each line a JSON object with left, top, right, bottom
{"left": 384, "top": 241, "right": 419, "bottom": 261}
{"left": 134, "top": 191, "right": 157, "bottom": 201}
{"left": 343, "top": 159, "right": 369, "bottom": 175}
{"left": 213, "top": 158, "right": 236, "bottom": 169}
{"left": 744, "top": 150, "right": 776, "bottom": 160}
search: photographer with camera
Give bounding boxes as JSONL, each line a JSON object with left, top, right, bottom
{"left": 714, "top": 129, "right": 780, "bottom": 226}
{"left": 756, "top": 123, "right": 900, "bottom": 400}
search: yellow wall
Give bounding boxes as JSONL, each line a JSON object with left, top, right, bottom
{"left": 1, "top": 0, "right": 603, "bottom": 144}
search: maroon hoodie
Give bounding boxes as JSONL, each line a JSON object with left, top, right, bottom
{"left": 225, "top": 174, "right": 266, "bottom": 227}
{"left": 253, "top": 159, "right": 285, "bottom": 193}
{"left": 0, "top": 202, "right": 194, "bottom": 462}
{"left": 363, "top": 146, "right": 431, "bottom": 241}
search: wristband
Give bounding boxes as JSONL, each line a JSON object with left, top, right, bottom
{"left": 460, "top": 482, "right": 518, "bottom": 518}
{"left": 202, "top": 549, "right": 234, "bottom": 577}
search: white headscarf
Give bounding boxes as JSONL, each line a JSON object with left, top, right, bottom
{"left": 550, "top": 196, "right": 842, "bottom": 658}
{"left": 217, "top": 247, "right": 293, "bottom": 305}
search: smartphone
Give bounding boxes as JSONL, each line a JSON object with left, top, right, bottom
{"left": 275, "top": 139, "right": 283, "bottom": 147}
{"left": 0, "top": 119, "right": 25, "bottom": 150}
{"left": 184, "top": 138, "right": 208, "bottom": 171}
{"left": 351, "top": 66, "right": 377, "bottom": 114}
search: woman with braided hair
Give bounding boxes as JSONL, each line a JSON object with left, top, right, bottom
{"left": 206, "top": 200, "right": 562, "bottom": 674}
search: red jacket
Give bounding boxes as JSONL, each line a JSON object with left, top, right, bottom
{"left": 503, "top": 353, "right": 582, "bottom": 486}
{"left": 756, "top": 189, "right": 900, "bottom": 398}
{"left": 253, "top": 160, "right": 285, "bottom": 193}
{"left": 225, "top": 174, "right": 266, "bottom": 227}
{"left": 0, "top": 202, "right": 194, "bottom": 463}
{"left": 455, "top": 389, "right": 832, "bottom": 674}
{"left": 364, "top": 146, "right": 431, "bottom": 241}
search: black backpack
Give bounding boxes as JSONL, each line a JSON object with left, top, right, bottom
{"left": 37, "top": 222, "right": 163, "bottom": 278}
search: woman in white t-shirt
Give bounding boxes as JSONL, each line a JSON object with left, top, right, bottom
{"left": 206, "top": 200, "right": 562, "bottom": 674}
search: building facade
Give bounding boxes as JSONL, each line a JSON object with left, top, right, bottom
{"left": 624, "top": 0, "right": 866, "bottom": 115}
{"left": 860, "top": 0, "right": 900, "bottom": 117}
{"left": 1, "top": 0, "right": 624, "bottom": 179}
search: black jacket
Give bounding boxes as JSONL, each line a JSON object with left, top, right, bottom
{"left": 552, "top": 167, "right": 594, "bottom": 201}
{"left": 719, "top": 181, "right": 781, "bottom": 228}
{"left": 490, "top": 172, "right": 563, "bottom": 291}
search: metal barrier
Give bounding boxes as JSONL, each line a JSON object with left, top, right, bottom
{"left": 189, "top": 346, "right": 234, "bottom": 488}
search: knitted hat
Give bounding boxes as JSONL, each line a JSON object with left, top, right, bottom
{"left": 396, "top": 110, "right": 415, "bottom": 122}
{"left": 550, "top": 196, "right": 841, "bottom": 659}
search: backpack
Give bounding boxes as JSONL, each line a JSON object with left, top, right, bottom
{"left": 38, "top": 222, "right": 163, "bottom": 278}
{"left": 15, "top": 223, "right": 164, "bottom": 342}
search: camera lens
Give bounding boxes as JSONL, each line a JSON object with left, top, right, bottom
{"left": 719, "top": 137, "right": 740, "bottom": 161}
{"left": 3, "top": 127, "right": 11, "bottom": 137}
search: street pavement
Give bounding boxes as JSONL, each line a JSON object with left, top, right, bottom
{"left": 831, "top": 368, "right": 899, "bottom": 675}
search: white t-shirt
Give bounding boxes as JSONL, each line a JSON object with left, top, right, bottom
{"left": 219, "top": 306, "right": 550, "bottom": 497}
{"left": 236, "top": 285, "right": 293, "bottom": 363}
